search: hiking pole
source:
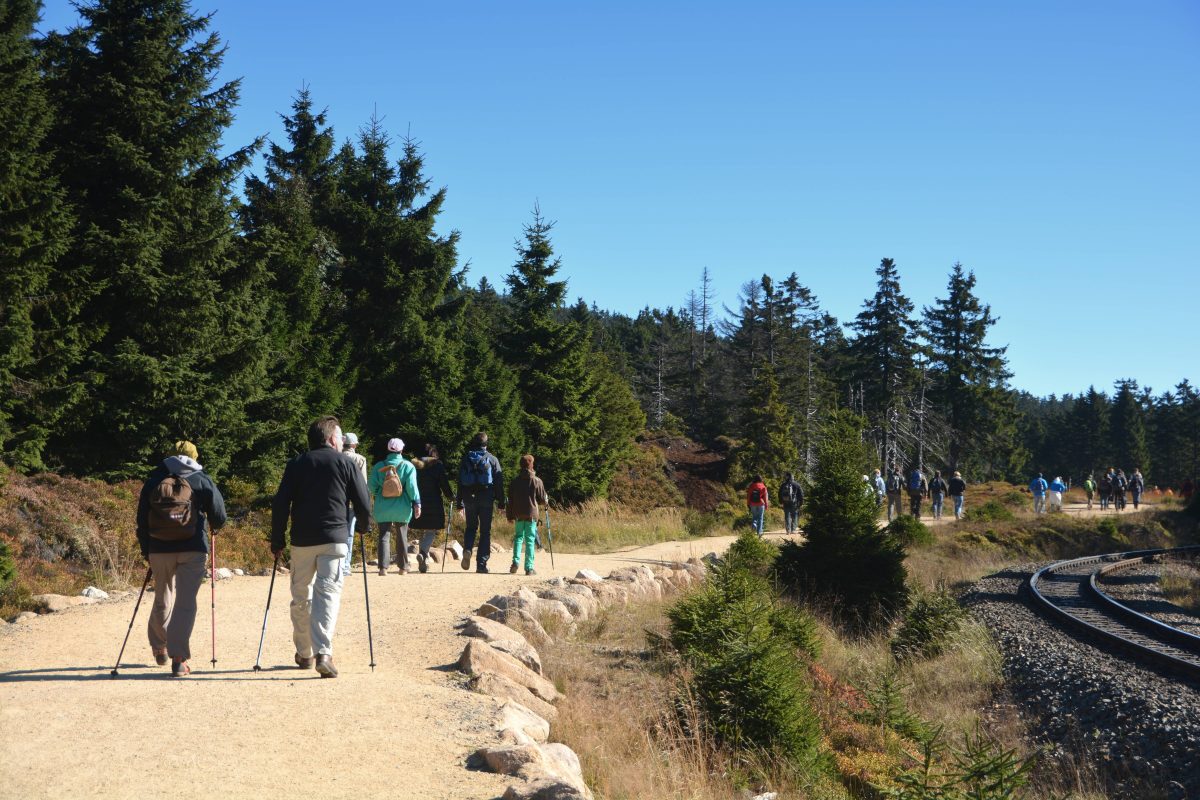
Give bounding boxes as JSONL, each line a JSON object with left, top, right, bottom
{"left": 440, "top": 500, "right": 452, "bottom": 574}
{"left": 209, "top": 534, "right": 218, "bottom": 668}
{"left": 359, "top": 526, "right": 376, "bottom": 671}
{"left": 111, "top": 566, "right": 153, "bottom": 677}
{"left": 253, "top": 553, "right": 280, "bottom": 672}
{"left": 544, "top": 509, "right": 555, "bottom": 569}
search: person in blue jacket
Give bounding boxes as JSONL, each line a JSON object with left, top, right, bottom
{"left": 1048, "top": 475, "right": 1067, "bottom": 512}
{"left": 1029, "top": 473, "right": 1049, "bottom": 514}
{"left": 368, "top": 438, "right": 421, "bottom": 575}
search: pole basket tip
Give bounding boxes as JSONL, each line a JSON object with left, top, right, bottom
{"left": 110, "top": 669, "right": 119, "bottom": 677}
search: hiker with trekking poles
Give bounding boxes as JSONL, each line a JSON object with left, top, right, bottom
{"left": 270, "top": 416, "right": 371, "bottom": 678}
{"left": 506, "top": 454, "right": 549, "bottom": 575}
{"left": 132, "top": 440, "right": 227, "bottom": 678}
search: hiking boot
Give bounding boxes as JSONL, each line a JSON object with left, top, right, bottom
{"left": 378, "top": 566, "right": 388, "bottom": 576}
{"left": 525, "top": 568, "right": 536, "bottom": 576}
{"left": 476, "top": 565, "right": 489, "bottom": 574}
{"left": 171, "top": 660, "right": 190, "bottom": 678}
{"left": 153, "top": 649, "right": 168, "bottom": 667}
{"left": 461, "top": 550, "right": 473, "bottom": 570}
{"left": 417, "top": 553, "right": 428, "bottom": 573}
{"left": 315, "top": 654, "right": 338, "bottom": 678}
{"left": 295, "top": 653, "right": 314, "bottom": 669}
{"left": 509, "top": 562, "right": 519, "bottom": 574}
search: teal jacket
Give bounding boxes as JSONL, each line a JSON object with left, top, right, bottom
{"left": 369, "top": 454, "right": 421, "bottom": 523}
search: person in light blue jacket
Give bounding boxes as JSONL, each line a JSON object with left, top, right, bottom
{"left": 1029, "top": 473, "right": 1049, "bottom": 514}
{"left": 1048, "top": 476, "right": 1067, "bottom": 512}
{"left": 369, "top": 437, "right": 421, "bottom": 575}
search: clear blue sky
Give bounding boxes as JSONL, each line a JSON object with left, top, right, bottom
{"left": 38, "top": 1, "right": 1199, "bottom": 398}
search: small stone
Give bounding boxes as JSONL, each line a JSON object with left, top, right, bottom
{"left": 575, "top": 568, "right": 603, "bottom": 582}
{"left": 232, "top": 568, "right": 245, "bottom": 576}
{"left": 215, "top": 567, "right": 234, "bottom": 580}
{"left": 81, "top": 586, "right": 109, "bottom": 600}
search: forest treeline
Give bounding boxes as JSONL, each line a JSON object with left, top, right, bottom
{"left": 1, "top": 1, "right": 1197, "bottom": 500}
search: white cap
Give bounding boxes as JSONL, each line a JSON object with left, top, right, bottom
{"left": 387, "top": 437, "right": 404, "bottom": 453}
{"left": 343, "top": 432, "right": 359, "bottom": 447}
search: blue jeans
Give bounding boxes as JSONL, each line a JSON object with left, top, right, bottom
{"left": 464, "top": 490, "right": 495, "bottom": 569}
{"left": 749, "top": 505, "right": 765, "bottom": 536}
{"left": 931, "top": 492, "right": 944, "bottom": 519}
{"left": 783, "top": 505, "right": 799, "bottom": 534}
{"left": 343, "top": 513, "right": 356, "bottom": 577}
{"left": 953, "top": 495, "right": 964, "bottom": 518}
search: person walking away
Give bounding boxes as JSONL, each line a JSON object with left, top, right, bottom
{"left": 929, "top": 470, "right": 948, "bottom": 520}
{"left": 907, "top": 466, "right": 927, "bottom": 517}
{"left": 369, "top": 438, "right": 421, "bottom": 574}
{"left": 409, "top": 443, "right": 455, "bottom": 573}
{"left": 341, "top": 433, "right": 368, "bottom": 577}
{"left": 1048, "top": 476, "right": 1067, "bottom": 512}
{"left": 948, "top": 471, "right": 967, "bottom": 519}
{"left": 1099, "top": 472, "right": 1112, "bottom": 511}
{"left": 1083, "top": 474, "right": 1096, "bottom": 510}
{"left": 779, "top": 472, "right": 804, "bottom": 534}
{"left": 1029, "top": 473, "right": 1048, "bottom": 514}
{"left": 871, "top": 469, "right": 886, "bottom": 510}
{"left": 271, "top": 416, "right": 370, "bottom": 678}
{"left": 506, "top": 454, "right": 549, "bottom": 575}
{"left": 1113, "top": 469, "right": 1128, "bottom": 511}
{"left": 886, "top": 467, "right": 905, "bottom": 521}
{"left": 136, "top": 440, "right": 226, "bottom": 677}
{"left": 1129, "top": 468, "right": 1145, "bottom": 509}
{"left": 457, "top": 432, "right": 506, "bottom": 573}
{"left": 746, "top": 475, "right": 769, "bottom": 535}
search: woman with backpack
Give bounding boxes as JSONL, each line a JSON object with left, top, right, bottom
{"left": 746, "top": 475, "right": 769, "bottom": 536}
{"left": 409, "top": 443, "right": 456, "bottom": 573}
{"left": 368, "top": 438, "right": 421, "bottom": 575}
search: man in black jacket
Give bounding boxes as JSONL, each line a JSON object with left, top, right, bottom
{"left": 136, "top": 440, "right": 227, "bottom": 677}
{"left": 455, "top": 432, "right": 506, "bottom": 574}
{"left": 272, "top": 416, "right": 371, "bottom": 678}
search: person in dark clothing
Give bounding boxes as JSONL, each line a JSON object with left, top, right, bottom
{"left": 271, "top": 416, "right": 371, "bottom": 678}
{"left": 928, "top": 470, "right": 948, "bottom": 520}
{"left": 456, "top": 432, "right": 506, "bottom": 574}
{"left": 136, "top": 440, "right": 227, "bottom": 677}
{"left": 778, "top": 472, "right": 804, "bottom": 535}
{"left": 947, "top": 471, "right": 967, "bottom": 519}
{"left": 506, "top": 454, "right": 549, "bottom": 575}
{"left": 410, "top": 443, "right": 456, "bottom": 573}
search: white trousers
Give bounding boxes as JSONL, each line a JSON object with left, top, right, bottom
{"left": 290, "top": 542, "right": 348, "bottom": 658}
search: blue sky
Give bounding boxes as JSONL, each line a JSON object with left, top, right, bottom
{"left": 37, "top": 1, "right": 1199, "bottom": 398}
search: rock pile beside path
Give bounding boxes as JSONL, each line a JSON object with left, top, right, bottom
{"left": 963, "top": 565, "right": 1200, "bottom": 800}
{"left": 456, "top": 558, "right": 709, "bottom": 800}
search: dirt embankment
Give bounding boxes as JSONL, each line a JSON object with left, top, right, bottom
{"left": 644, "top": 436, "right": 729, "bottom": 511}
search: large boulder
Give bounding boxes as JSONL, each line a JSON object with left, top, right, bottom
{"left": 534, "top": 588, "right": 596, "bottom": 620}
{"left": 473, "top": 744, "right": 547, "bottom": 776}
{"left": 30, "top": 594, "right": 94, "bottom": 613}
{"left": 501, "top": 779, "right": 591, "bottom": 800}
{"left": 460, "top": 615, "right": 530, "bottom": 647}
{"left": 469, "top": 673, "right": 558, "bottom": 721}
{"left": 457, "top": 639, "right": 560, "bottom": 703}
{"left": 495, "top": 700, "right": 551, "bottom": 744}
{"left": 448, "top": 540, "right": 465, "bottom": 561}
{"left": 569, "top": 578, "right": 629, "bottom": 606}
{"left": 484, "top": 607, "right": 553, "bottom": 648}
{"left": 488, "top": 638, "right": 543, "bottom": 675}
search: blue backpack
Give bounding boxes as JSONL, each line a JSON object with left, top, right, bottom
{"left": 460, "top": 449, "right": 493, "bottom": 487}
{"left": 908, "top": 471, "right": 923, "bottom": 492}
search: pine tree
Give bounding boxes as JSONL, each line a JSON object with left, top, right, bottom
{"left": 0, "top": 0, "right": 74, "bottom": 470}
{"left": 1065, "top": 386, "right": 1111, "bottom": 479}
{"left": 922, "top": 263, "right": 1016, "bottom": 476}
{"left": 1111, "top": 379, "right": 1150, "bottom": 474}
{"left": 734, "top": 360, "right": 800, "bottom": 484}
{"left": 40, "top": 0, "right": 264, "bottom": 478}
{"left": 327, "top": 121, "right": 473, "bottom": 458}
{"left": 501, "top": 208, "right": 602, "bottom": 502}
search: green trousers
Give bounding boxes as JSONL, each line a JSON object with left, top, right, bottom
{"left": 512, "top": 519, "right": 538, "bottom": 571}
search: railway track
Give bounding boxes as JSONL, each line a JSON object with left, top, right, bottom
{"left": 1027, "top": 546, "right": 1200, "bottom": 681}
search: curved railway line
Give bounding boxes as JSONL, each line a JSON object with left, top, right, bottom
{"left": 1028, "top": 545, "right": 1200, "bottom": 681}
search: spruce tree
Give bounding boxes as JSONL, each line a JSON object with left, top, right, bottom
{"left": 1066, "top": 386, "right": 1111, "bottom": 479}
{"left": 327, "top": 121, "right": 473, "bottom": 458}
{"left": 735, "top": 360, "right": 800, "bottom": 484}
{"left": 1111, "top": 379, "right": 1150, "bottom": 473}
{"left": 0, "top": 0, "right": 73, "bottom": 470}
{"left": 40, "top": 0, "right": 264, "bottom": 478}
{"left": 501, "top": 208, "right": 601, "bottom": 502}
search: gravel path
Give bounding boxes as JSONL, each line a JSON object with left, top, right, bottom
{"left": 1098, "top": 559, "right": 1200, "bottom": 637}
{"left": 0, "top": 534, "right": 748, "bottom": 800}
{"left": 963, "top": 565, "right": 1200, "bottom": 799}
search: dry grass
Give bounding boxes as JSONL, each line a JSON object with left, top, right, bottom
{"left": 1160, "top": 559, "right": 1200, "bottom": 614}
{"left": 542, "top": 499, "right": 729, "bottom": 554}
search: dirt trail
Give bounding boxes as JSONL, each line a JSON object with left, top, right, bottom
{"left": 0, "top": 534, "right": 755, "bottom": 800}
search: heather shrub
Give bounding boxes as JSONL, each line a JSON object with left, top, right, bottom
{"left": 886, "top": 515, "right": 933, "bottom": 547}
{"left": 890, "top": 590, "right": 966, "bottom": 661}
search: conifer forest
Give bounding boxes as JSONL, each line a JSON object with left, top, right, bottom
{"left": 1, "top": 0, "right": 1196, "bottom": 499}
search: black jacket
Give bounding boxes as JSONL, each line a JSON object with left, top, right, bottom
{"left": 272, "top": 446, "right": 371, "bottom": 551}
{"left": 137, "top": 456, "right": 227, "bottom": 557}
{"left": 410, "top": 457, "right": 455, "bottom": 530}
{"left": 779, "top": 479, "right": 804, "bottom": 508}
{"left": 947, "top": 476, "right": 967, "bottom": 496}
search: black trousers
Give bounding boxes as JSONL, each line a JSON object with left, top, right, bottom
{"left": 463, "top": 490, "right": 495, "bottom": 568}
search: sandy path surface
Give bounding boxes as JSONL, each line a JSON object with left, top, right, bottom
{"left": 0, "top": 534, "right": 755, "bottom": 800}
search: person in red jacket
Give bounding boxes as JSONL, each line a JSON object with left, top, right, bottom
{"left": 746, "top": 475, "right": 769, "bottom": 536}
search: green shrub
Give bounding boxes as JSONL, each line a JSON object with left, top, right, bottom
{"left": 962, "top": 500, "right": 1016, "bottom": 523}
{"left": 857, "top": 670, "right": 932, "bottom": 744}
{"left": 890, "top": 590, "right": 966, "bottom": 661}
{"left": 725, "top": 529, "right": 779, "bottom": 576}
{"left": 886, "top": 515, "right": 934, "bottom": 547}
{"left": 667, "top": 559, "right": 823, "bottom": 770}
{"left": 0, "top": 539, "right": 15, "bottom": 594}
{"left": 683, "top": 510, "right": 720, "bottom": 537}
{"left": 884, "top": 726, "right": 1042, "bottom": 800}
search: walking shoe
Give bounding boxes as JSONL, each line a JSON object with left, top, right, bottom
{"left": 417, "top": 553, "right": 428, "bottom": 573}
{"left": 509, "top": 562, "right": 519, "bottom": 574}
{"left": 153, "top": 649, "right": 168, "bottom": 666}
{"left": 525, "top": 568, "right": 536, "bottom": 576}
{"left": 476, "top": 565, "right": 489, "bottom": 574}
{"left": 295, "top": 653, "right": 314, "bottom": 669}
{"left": 171, "top": 660, "right": 190, "bottom": 678}
{"left": 378, "top": 566, "right": 388, "bottom": 576}
{"left": 461, "top": 549, "right": 473, "bottom": 570}
{"left": 315, "top": 654, "right": 338, "bottom": 678}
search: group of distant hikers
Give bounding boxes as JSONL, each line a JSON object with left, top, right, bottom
{"left": 1029, "top": 468, "right": 1146, "bottom": 514}
{"left": 135, "top": 416, "right": 546, "bottom": 678}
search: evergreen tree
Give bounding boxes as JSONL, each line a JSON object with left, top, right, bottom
{"left": 1065, "top": 386, "right": 1111, "bottom": 479}
{"left": 459, "top": 297, "right": 523, "bottom": 468}
{"left": 734, "top": 360, "right": 799, "bottom": 484}
{"left": 0, "top": 0, "right": 74, "bottom": 470}
{"left": 327, "top": 121, "right": 473, "bottom": 458}
{"left": 1111, "top": 379, "right": 1150, "bottom": 474}
{"left": 922, "top": 263, "right": 1017, "bottom": 477}
{"left": 501, "top": 208, "right": 602, "bottom": 502}
{"left": 40, "top": 0, "right": 264, "bottom": 478}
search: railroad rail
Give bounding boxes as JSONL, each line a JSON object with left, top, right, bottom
{"left": 1027, "top": 546, "right": 1200, "bottom": 681}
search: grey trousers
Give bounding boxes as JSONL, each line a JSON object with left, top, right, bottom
{"left": 378, "top": 521, "right": 411, "bottom": 571}
{"left": 290, "top": 542, "right": 348, "bottom": 658}
{"left": 147, "top": 550, "right": 207, "bottom": 661}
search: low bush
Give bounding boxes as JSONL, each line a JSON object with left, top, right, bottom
{"left": 0, "top": 538, "right": 15, "bottom": 593}
{"left": 886, "top": 515, "right": 933, "bottom": 547}
{"left": 884, "top": 726, "right": 1040, "bottom": 800}
{"left": 962, "top": 500, "right": 1016, "bottom": 523}
{"left": 606, "top": 444, "right": 685, "bottom": 511}
{"left": 725, "top": 528, "right": 779, "bottom": 575}
{"left": 890, "top": 590, "right": 966, "bottom": 661}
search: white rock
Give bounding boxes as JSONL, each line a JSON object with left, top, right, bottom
{"left": 11, "top": 611, "right": 38, "bottom": 623}
{"left": 495, "top": 700, "right": 551, "bottom": 744}
{"left": 215, "top": 567, "right": 234, "bottom": 580}
{"left": 31, "top": 594, "right": 93, "bottom": 613}
{"left": 448, "top": 540, "right": 464, "bottom": 560}
{"left": 751, "top": 793, "right": 778, "bottom": 800}
{"left": 488, "top": 638, "right": 543, "bottom": 674}
{"left": 575, "top": 568, "right": 603, "bottom": 582}
{"left": 232, "top": 568, "right": 245, "bottom": 576}
{"left": 81, "top": 586, "right": 109, "bottom": 600}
